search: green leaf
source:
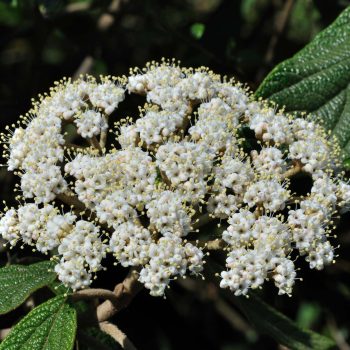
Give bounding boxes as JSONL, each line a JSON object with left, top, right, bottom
{"left": 0, "top": 261, "right": 56, "bottom": 315}
{"left": 296, "top": 302, "right": 322, "bottom": 329}
{"left": 256, "top": 6, "right": 350, "bottom": 158}
{"left": 190, "top": 23, "right": 205, "bottom": 39}
{"left": 0, "top": 295, "right": 77, "bottom": 350}
{"left": 235, "top": 294, "right": 336, "bottom": 350}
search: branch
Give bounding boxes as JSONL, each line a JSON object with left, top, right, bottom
{"left": 100, "top": 322, "right": 138, "bottom": 350}
{"left": 56, "top": 191, "right": 86, "bottom": 212}
{"left": 100, "top": 128, "right": 108, "bottom": 150}
{"left": 0, "top": 328, "right": 10, "bottom": 340}
{"left": 97, "top": 267, "right": 143, "bottom": 322}
{"left": 281, "top": 161, "right": 302, "bottom": 179}
{"left": 71, "top": 288, "right": 121, "bottom": 304}
{"left": 88, "top": 136, "right": 103, "bottom": 154}
{"left": 191, "top": 238, "right": 226, "bottom": 251}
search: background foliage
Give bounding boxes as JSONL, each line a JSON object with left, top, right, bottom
{"left": 1, "top": 0, "right": 350, "bottom": 349}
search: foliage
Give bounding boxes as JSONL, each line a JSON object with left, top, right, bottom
{"left": 0, "top": 261, "right": 56, "bottom": 315}
{"left": 0, "top": 295, "right": 76, "bottom": 350}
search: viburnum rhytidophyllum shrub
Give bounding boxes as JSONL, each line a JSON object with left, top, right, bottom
{"left": 1, "top": 59, "right": 349, "bottom": 298}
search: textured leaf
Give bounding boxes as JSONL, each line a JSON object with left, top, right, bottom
{"left": 0, "top": 261, "right": 56, "bottom": 315}
{"left": 235, "top": 294, "right": 336, "bottom": 350}
{"left": 256, "top": 6, "right": 350, "bottom": 158}
{"left": 0, "top": 295, "right": 77, "bottom": 350}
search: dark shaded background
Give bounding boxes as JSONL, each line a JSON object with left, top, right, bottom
{"left": 1, "top": 0, "right": 350, "bottom": 349}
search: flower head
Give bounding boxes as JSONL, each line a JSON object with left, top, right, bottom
{"left": 0, "top": 60, "right": 345, "bottom": 296}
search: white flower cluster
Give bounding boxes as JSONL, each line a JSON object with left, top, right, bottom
{"left": 139, "top": 236, "right": 204, "bottom": 296}
{"left": 56, "top": 220, "right": 107, "bottom": 290}
{"left": 135, "top": 109, "right": 186, "bottom": 145}
{"left": 0, "top": 60, "right": 348, "bottom": 298}
{"left": 189, "top": 98, "right": 239, "bottom": 152}
{"left": 146, "top": 190, "right": 192, "bottom": 237}
{"left": 221, "top": 215, "right": 294, "bottom": 295}
{"left": 0, "top": 202, "right": 107, "bottom": 290}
